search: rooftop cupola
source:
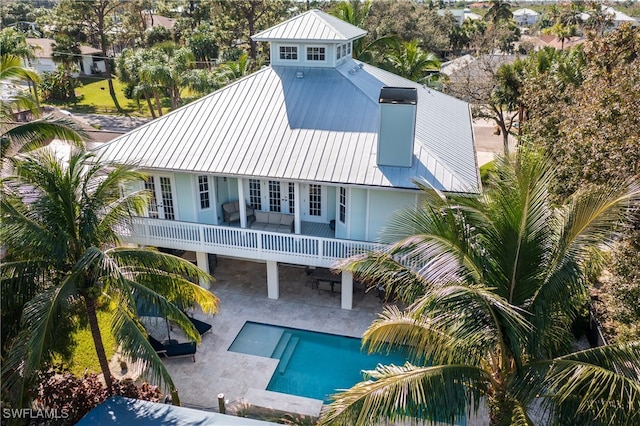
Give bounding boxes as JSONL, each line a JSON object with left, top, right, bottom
{"left": 377, "top": 87, "right": 417, "bottom": 168}
{"left": 252, "top": 9, "right": 367, "bottom": 68}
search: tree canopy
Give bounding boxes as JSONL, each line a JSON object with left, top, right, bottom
{"left": 319, "top": 149, "right": 640, "bottom": 426}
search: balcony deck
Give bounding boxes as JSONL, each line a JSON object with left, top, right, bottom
{"left": 228, "top": 220, "right": 334, "bottom": 239}
{"left": 121, "top": 218, "right": 378, "bottom": 268}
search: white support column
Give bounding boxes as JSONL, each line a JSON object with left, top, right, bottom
{"left": 294, "top": 182, "right": 301, "bottom": 234}
{"left": 195, "top": 251, "right": 210, "bottom": 289}
{"left": 341, "top": 271, "right": 353, "bottom": 310}
{"left": 266, "top": 261, "right": 279, "bottom": 300}
{"left": 238, "top": 177, "right": 247, "bottom": 228}
{"left": 365, "top": 189, "right": 371, "bottom": 241}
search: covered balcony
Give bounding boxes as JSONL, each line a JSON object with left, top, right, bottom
{"left": 120, "top": 217, "right": 381, "bottom": 269}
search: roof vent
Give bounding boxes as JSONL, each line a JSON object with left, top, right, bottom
{"left": 296, "top": 71, "right": 304, "bottom": 79}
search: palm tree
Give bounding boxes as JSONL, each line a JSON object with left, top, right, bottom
{"left": 382, "top": 41, "right": 441, "bottom": 85}
{"left": 319, "top": 150, "right": 640, "bottom": 425}
{"left": 52, "top": 34, "right": 82, "bottom": 100}
{"left": 544, "top": 22, "right": 579, "bottom": 50}
{"left": 218, "top": 52, "right": 254, "bottom": 84}
{"left": 1, "top": 54, "right": 85, "bottom": 160}
{"left": 1, "top": 149, "right": 220, "bottom": 407}
{"left": 484, "top": 0, "right": 513, "bottom": 26}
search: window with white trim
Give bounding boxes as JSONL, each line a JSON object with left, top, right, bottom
{"left": 198, "top": 175, "right": 210, "bottom": 209}
{"left": 144, "top": 177, "right": 159, "bottom": 219}
{"left": 309, "top": 184, "right": 322, "bottom": 216}
{"left": 339, "top": 187, "right": 346, "bottom": 223}
{"left": 288, "top": 183, "right": 295, "bottom": 214}
{"left": 347, "top": 43, "right": 351, "bottom": 55}
{"left": 341, "top": 44, "right": 346, "bottom": 57}
{"left": 249, "top": 179, "right": 262, "bottom": 210}
{"left": 336, "top": 44, "right": 342, "bottom": 60}
{"left": 279, "top": 46, "right": 298, "bottom": 60}
{"left": 269, "top": 180, "right": 281, "bottom": 212}
{"left": 159, "top": 177, "right": 175, "bottom": 220}
{"left": 306, "top": 46, "right": 325, "bottom": 61}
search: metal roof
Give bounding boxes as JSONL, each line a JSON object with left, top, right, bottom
{"left": 77, "top": 396, "right": 280, "bottom": 425}
{"left": 252, "top": 9, "right": 367, "bottom": 42}
{"left": 93, "top": 59, "right": 480, "bottom": 193}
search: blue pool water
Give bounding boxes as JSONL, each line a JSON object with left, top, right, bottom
{"left": 228, "top": 321, "right": 408, "bottom": 402}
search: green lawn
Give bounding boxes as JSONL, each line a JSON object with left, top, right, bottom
{"left": 48, "top": 76, "right": 158, "bottom": 117}
{"left": 65, "top": 308, "right": 118, "bottom": 376}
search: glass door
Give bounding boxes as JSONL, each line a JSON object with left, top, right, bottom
{"left": 144, "top": 176, "right": 176, "bottom": 220}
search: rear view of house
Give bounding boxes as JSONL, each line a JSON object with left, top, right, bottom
{"left": 93, "top": 9, "right": 480, "bottom": 309}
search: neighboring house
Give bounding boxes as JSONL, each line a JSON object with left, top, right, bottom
{"left": 603, "top": 6, "right": 638, "bottom": 28}
{"left": 535, "top": 35, "right": 586, "bottom": 51}
{"left": 93, "top": 9, "right": 480, "bottom": 310}
{"left": 24, "top": 38, "right": 106, "bottom": 76}
{"left": 440, "top": 54, "right": 475, "bottom": 78}
{"left": 513, "top": 8, "right": 539, "bottom": 27}
{"left": 438, "top": 8, "right": 482, "bottom": 26}
{"left": 143, "top": 12, "right": 177, "bottom": 30}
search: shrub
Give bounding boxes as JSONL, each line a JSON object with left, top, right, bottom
{"left": 35, "top": 366, "right": 162, "bottom": 425}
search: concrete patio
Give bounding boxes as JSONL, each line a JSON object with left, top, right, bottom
{"left": 147, "top": 256, "right": 384, "bottom": 417}
{"left": 138, "top": 256, "right": 488, "bottom": 425}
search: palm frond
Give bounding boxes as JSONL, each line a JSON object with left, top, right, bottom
{"left": 1, "top": 117, "right": 87, "bottom": 159}
{"left": 126, "top": 280, "right": 202, "bottom": 343}
{"left": 319, "top": 363, "right": 489, "bottom": 426}
{"left": 1, "top": 277, "right": 79, "bottom": 406}
{"left": 362, "top": 303, "right": 494, "bottom": 367}
{"left": 109, "top": 298, "right": 178, "bottom": 395}
{"left": 520, "top": 343, "right": 640, "bottom": 425}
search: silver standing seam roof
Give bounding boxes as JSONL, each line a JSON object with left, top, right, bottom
{"left": 252, "top": 9, "right": 367, "bottom": 42}
{"left": 92, "top": 59, "right": 480, "bottom": 194}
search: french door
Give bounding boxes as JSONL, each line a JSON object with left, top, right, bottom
{"left": 144, "top": 175, "right": 176, "bottom": 220}
{"left": 248, "top": 179, "right": 295, "bottom": 214}
{"left": 267, "top": 180, "right": 295, "bottom": 214}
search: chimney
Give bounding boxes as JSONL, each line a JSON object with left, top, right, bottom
{"left": 377, "top": 87, "right": 417, "bottom": 168}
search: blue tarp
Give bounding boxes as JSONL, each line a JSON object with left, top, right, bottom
{"left": 76, "top": 396, "right": 282, "bottom": 425}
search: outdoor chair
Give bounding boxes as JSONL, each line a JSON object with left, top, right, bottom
{"left": 186, "top": 314, "right": 213, "bottom": 337}
{"left": 147, "top": 335, "right": 197, "bottom": 362}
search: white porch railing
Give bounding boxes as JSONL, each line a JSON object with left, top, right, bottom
{"left": 119, "top": 218, "right": 382, "bottom": 268}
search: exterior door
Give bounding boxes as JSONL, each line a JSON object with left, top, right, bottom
{"left": 144, "top": 175, "right": 176, "bottom": 220}
{"left": 267, "top": 180, "right": 295, "bottom": 214}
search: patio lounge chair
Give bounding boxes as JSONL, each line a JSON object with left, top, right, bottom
{"left": 148, "top": 335, "right": 197, "bottom": 362}
{"left": 187, "top": 315, "right": 212, "bottom": 336}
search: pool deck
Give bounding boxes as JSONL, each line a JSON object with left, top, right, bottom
{"left": 145, "top": 256, "right": 488, "bottom": 425}
{"left": 150, "top": 257, "right": 383, "bottom": 417}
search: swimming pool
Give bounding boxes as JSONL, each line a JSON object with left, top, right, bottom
{"left": 228, "top": 321, "right": 408, "bottom": 402}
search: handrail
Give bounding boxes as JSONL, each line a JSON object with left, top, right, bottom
{"left": 118, "top": 218, "right": 382, "bottom": 267}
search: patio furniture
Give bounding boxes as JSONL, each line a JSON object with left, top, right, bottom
{"left": 222, "top": 200, "right": 254, "bottom": 224}
{"left": 185, "top": 313, "right": 213, "bottom": 336}
{"left": 249, "top": 211, "right": 294, "bottom": 233}
{"left": 148, "top": 335, "right": 197, "bottom": 362}
{"left": 311, "top": 268, "right": 342, "bottom": 296}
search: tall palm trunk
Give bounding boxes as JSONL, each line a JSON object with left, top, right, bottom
{"left": 98, "top": 14, "right": 123, "bottom": 114}
{"left": 154, "top": 91, "right": 163, "bottom": 117}
{"left": 144, "top": 93, "right": 156, "bottom": 119}
{"left": 85, "top": 296, "right": 113, "bottom": 390}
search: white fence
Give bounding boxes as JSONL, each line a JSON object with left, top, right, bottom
{"left": 120, "top": 218, "right": 381, "bottom": 268}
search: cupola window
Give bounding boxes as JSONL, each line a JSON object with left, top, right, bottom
{"left": 307, "top": 46, "right": 325, "bottom": 61}
{"left": 279, "top": 46, "right": 298, "bottom": 60}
